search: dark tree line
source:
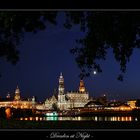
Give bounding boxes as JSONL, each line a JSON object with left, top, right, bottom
{"left": 1, "top": 11, "right": 140, "bottom": 80}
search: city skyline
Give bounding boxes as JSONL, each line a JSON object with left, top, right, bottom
{"left": 0, "top": 12, "right": 140, "bottom": 102}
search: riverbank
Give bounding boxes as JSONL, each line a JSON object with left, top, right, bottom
{"left": 0, "top": 119, "right": 140, "bottom": 129}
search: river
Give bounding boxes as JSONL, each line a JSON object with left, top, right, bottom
{"left": 18, "top": 115, "right": 138, "bottom": 121}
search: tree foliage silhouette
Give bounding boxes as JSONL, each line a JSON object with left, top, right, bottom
{"left": 1, "top": 11, "right": 140, "bottom": 81}
{"left": 0, "top": 11, "right": 57, "bottom": 64}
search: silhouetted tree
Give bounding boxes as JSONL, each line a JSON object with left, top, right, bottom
{"left": 64, "top": 11, "right": 140, "bottom": 80}
{"left": 0, "top": 107, "right": 6, "bottom": 118}
{"left": 0, "top": 11, "right": 57, "bottom": 65}
{"left": 1, "top": 11, "right": 140, "bottom": 80}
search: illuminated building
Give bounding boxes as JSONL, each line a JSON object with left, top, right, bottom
{"left": 45, "top": 95, "right": 58, "bottom": 110}
{"left": 45, "top": 73, "right": 90, "bottom": 110}
{"left": 127, "top": 100, "right": 137, "bottom": 109}
{"left": 0, "top": 86, "right": 36, "bottom": 109}
{"left": 57, "top": 73, "right": 67, "bottom": 110}
{"left": 14, "top": 85, "right": 21, "bottom": 101}
{"left": 6, "top": 93, "right": 11, "bottom": 99}
{"left": 79, "top": 80, "right": 86, "bottom": 93}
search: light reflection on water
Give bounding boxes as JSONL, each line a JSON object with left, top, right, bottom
{"left": 19, "top": 116, "right": 138, "bottom": 121}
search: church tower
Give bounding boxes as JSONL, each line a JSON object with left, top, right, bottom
{"left": 14, "top": 85, "right": 21, "bottom": 101}
{"left": 58, "top": 73, "right": 66, "bottom": 110}
{"left": 58, "top": 72, "right": 64, "bottom": 95}
{"left": 79, "top": 79, "right": 86, "bottom": 93}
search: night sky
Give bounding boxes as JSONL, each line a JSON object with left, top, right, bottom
{"left": 1, "top": 12, "right": 140, "bottom": 102}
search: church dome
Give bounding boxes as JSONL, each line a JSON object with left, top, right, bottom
{"left": 15, "top": 86, "right": 20, "bottom": 94}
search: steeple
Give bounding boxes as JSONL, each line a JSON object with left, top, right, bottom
{"left": 14, "top": 85, "right": 21, "bottom": 101}
{"left": 58, "top": 73, "right": 66, "bottom": 110}
{"left": 58, "top": 72, "right": 64, "bottom": 94}
{"left": 79, "top": 79, "right": 86, "bottom": 93}
{"left": 60, "top": 72, "right": 63, "bottom": 79}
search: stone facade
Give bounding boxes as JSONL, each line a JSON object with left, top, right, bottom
{"left": 45, "top": 73, "right": 90, "bottom": 110}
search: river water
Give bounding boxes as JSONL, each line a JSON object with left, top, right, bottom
{"left": 18, "top": 116, "right": 138, "bottom": 121}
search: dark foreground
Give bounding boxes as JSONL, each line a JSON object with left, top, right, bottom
{"left": 0, "top": 118, "right": 140, "bottom": 129}
{"left": 1, "top": 119, "right": 140, "bottom": 140}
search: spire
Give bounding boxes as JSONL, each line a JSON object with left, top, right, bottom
{"left": 15, "top": 85, "right": 20, "bottom": 93}
{"left": 79, "top": 79, "right": 86, "bottom": 93}
{"left": 59, "top": 72, "right": 64, "bottom": 83}
{"left": 60, "top": 72, "right": 63, "bottom": 79}
{"left": 58, "top": 72, "right": 64, "bottom": 94}
{"left": 14, "top": 85, "right": 21, "bottom": 101}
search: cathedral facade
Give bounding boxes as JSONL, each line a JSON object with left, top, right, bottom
{"left": 45, "top": 73, "right": 90, "bottom": 110}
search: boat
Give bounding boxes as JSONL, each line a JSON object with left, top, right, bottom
{"left": 45, "top": 111, "right": 58, "bottom": 116}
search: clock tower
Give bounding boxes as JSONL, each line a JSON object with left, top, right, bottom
{"left": 58, "top": 73, "right": 66, "bottom": 110}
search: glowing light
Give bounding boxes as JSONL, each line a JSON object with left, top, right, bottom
{"left": 95, "top": 116, "right": 98, "bottom": 121}
{"left": 35, "top": 117, "right": 39, "bottom": 121}
{"left": 46, "top": 111, "right": 58, "bottom": 116}
{"left": 135, "top": 118, "right": 138, "bottom": 121}
{"left": 25, "top": 118, "right": 28, "bottom": 120}
{"left": 78, "top": 116, "right": 81, "bottom": 120}
{"left": 29, "top": 117, "right": 33, "bottom": 121}
{"left": 93, "top": 71, "right": 97, "bottom": 75}
{"left": 118, "top": 117, "right": 120, "bottom": 121}
{"left": 5, "top": 108, "right": 11, "bottom": 119}
{"left": 47, "top": 116, "right": 58, "bottom": 121}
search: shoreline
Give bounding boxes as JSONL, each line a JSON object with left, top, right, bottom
{"left": 1, "top": 118, "right": 140, "bottom": 129}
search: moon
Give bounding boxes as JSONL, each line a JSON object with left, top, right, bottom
{"left": 93, "top": 71, "right": 97, "bottom": 75}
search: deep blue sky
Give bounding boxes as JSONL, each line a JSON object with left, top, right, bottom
{"left": 1, "top": 12, "right": 140, "bottom": 102}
